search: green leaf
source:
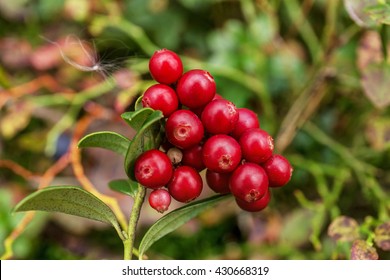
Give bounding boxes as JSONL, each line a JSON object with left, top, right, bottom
{"left": 78, "top": 131, "right": 130, "bottom": 156}
{"left": 138, "top": 194, "right": 230, "bottom": 259}
{"left": 108, "top": 179, "right": 139, "bottom": 197}
{"left": 134, "top": 94, "right": 144, "bottom": 111}
{"left": 13, "top": 186, "right": 122, "bottom": 236}
{"left": 124, "top": 110, "right": 163, "bottom": 179}
{"left": 121, "top": 107, "right": 154, "bottom": 131}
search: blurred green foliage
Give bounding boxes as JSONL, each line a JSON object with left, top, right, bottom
{"left": 0, "top": 0, "right": 389, "bottom": 260}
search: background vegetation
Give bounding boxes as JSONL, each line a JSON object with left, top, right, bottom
{"left": 0, "top": 0, "right": 389, "bottom": 260}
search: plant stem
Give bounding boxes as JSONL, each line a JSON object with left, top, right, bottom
{"left": 123, "top": 184, "right": 146, "bottom": 260}
{"left": 380, "top": 24, "right": 388, "bottom": 62}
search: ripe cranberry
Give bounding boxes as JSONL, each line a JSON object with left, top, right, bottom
{"left": 235, "top": 189, "right": 271, "bottom": 212}
{"left": 239, "top": 128, "right": 274, "bottom": 164}
{"left": 176, "top": 69, "right": 216, "bottom": 109}
{"left": 165, "top": 110, "right": 204, "bottom": 149}
{"left": 182, "top": 144, "right": 205, "bottom": 171}
{"left": 142, "top": 84, "right": 178, "bottom": 117}
{"left": 168, "top": 166, "right": 203, "bottom": 203}
{"left": 190, "top": 93, "right": 224, "bottom": 118}
{"left": 149, "top": 49, "right": 183, "bottom": 84}
{"left": 206, "top": 169, "right": 231, "bottom": 194}
{"left": 201, "top": 99, "right": 239, "bottom": 134}
{"left": 148, "top": 189, "right": 171, "bottom": 213}
{"left": 262, "top": 154, "right": 293, "bottom": 188}
{"left": 229, "top": 163, "right": 268, "bottom": 202}
{"left": 202, "top": 134, "right": 241, "bottom": 173}
{"left": 134, "top": 149, "right": 173, "bottom": 189}
{"left": 231, "top": 108, "right": 260, "bottom": 139}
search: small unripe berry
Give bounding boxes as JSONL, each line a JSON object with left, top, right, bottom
{"left": 168, "top": 166, "right": 203, "bottom": 203}
{"left": 134, "top": 149, "right": 173, "bottom": 189}
{"left": 262, "top": 154, "right": 293, "bottom": 188}
{"left": 229, "top": 162, "right": 268, "bottom": 203}
{"left": 149, "top": 189, "right": 171, "bottom": 213}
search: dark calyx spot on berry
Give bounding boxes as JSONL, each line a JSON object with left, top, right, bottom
{"left": 245, "top": 189, "right": 261, "bottom": 202}
{"left": 219, "top": 155, "right": 232, "bottom": 169}
{"left": 174, "top": 125, "right": 190, "bottom": 140}
{"left": 140, "top": 166, "right": 152, "bottom": 178}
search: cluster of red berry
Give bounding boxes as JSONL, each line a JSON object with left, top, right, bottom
{"left": 134, "top": 49, "right": 293, "bottom": 213}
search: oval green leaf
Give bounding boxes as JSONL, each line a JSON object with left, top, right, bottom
{"left": 124, "top": 110, "right": 163, "bottom": 179}
{"left": 78, "top": 131, "right": 130, "bottom": 156}
{"left": 138, "top": 194, "right": 231, "bottom": 259}
{"left": 13, "top": 186, "right": 122, "bottom": 236}
{"left": 121, "top": 107, "right": 154, "bottom": 131}
{"left": 108, "top": 179, "right": 139, "bottom": 198}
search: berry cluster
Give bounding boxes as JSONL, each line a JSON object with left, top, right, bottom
{"left": 135, "top": 49, "right": 293, "bottom": 213}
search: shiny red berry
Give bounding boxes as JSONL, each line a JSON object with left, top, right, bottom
{"left": 231, "top": 108, "right": 260, "bottom": 139}
{"left": 148, "top": 189, "right": 171, "bottom": 213}
{"left": 134, "top": 149, "right": 173, "bottom": 189}
{"left": 201, "top": 99, "right": 239, "bottom": 134}
{"left": 239, "top": 128, "right": 274, "bottom": 164}
{"left": 206, "top": 169, "right": 231, "bottom": 194}
{"left": 165, "top": 109, "right": 204, "bottom": 149}
{"left": 149, "top": 49, "right": 183, "bottom": 84}
{"left": 168, "top": 166, "right": 203, "bottom": 203}
{"left": 142, "top": 84, "right": 178, "bottom": 117}
{"left": 176, "top": 69, "right": 216, "bottom": 109}
{"left": 202, "top": 134, "right": 241, "bottom": 173}
{"left": 262, "top": 154, "right": 293, "bottom": 188}
{"left": 235, "top": 189, "right": 271, "bottom": 212}
{"left": 229, "top": 162, "right": 268, "bottom": 202}
{"left": 182, "top": 144, "right": 205, "bottom": 171}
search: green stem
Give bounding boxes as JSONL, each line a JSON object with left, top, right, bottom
{"left": 124, "top": 184, "right": 146, "bottom": 260}
{"left": 380, "top": 24, "right": 388, "bottom": 62}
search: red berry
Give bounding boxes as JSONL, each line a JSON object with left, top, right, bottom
{"left": 165, "top": 109, "right": 204, "bottom": 149}
{"left": 190, "top": 93, "right": 224, "bottom": 118}
{"left": 202, "top": 134, "right": 241, "bottom": 173}
{"left": 235, "top": 189, "right": 271, "bottom": 212}
{"left": 206, "top": 169, "right": 231, "bottom": 194}
{"left": 149, "top": 49, "right": 183, "bottom": 84}
{"left": 176, "top": 69, "right": 216, "bottom": 109}
{"left": 142, "top": 84, "right": 178, "bottom": 117}
{"left": 168, "top": 166, "right": 203, "bottom": 203}
{"left": 201, "top": 99, "right": 239, "bottom": 134}
{"left": 182, "top": 144, "right": 205, "bottom": 171}
{"left": 239, "top": 128, "right": 274, "bottom": 164}
{"left": 229, "top": 162, "right": 268, "bottom": 202}
{"left": 134, "top": 149, "right": 173, "bottom": 189}
{"left": 148, "top": 189, "right": 171, "bottom": 213}
{"left": 231, "top": 108, "right": 260, "bottom": 139}
{"left": 262, "top": 154, "right": 293, "bottom": 188}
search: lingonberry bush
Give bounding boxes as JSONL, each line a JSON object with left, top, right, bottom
{"left": 13, "top": 49, "right": 292, "bottom": 260}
